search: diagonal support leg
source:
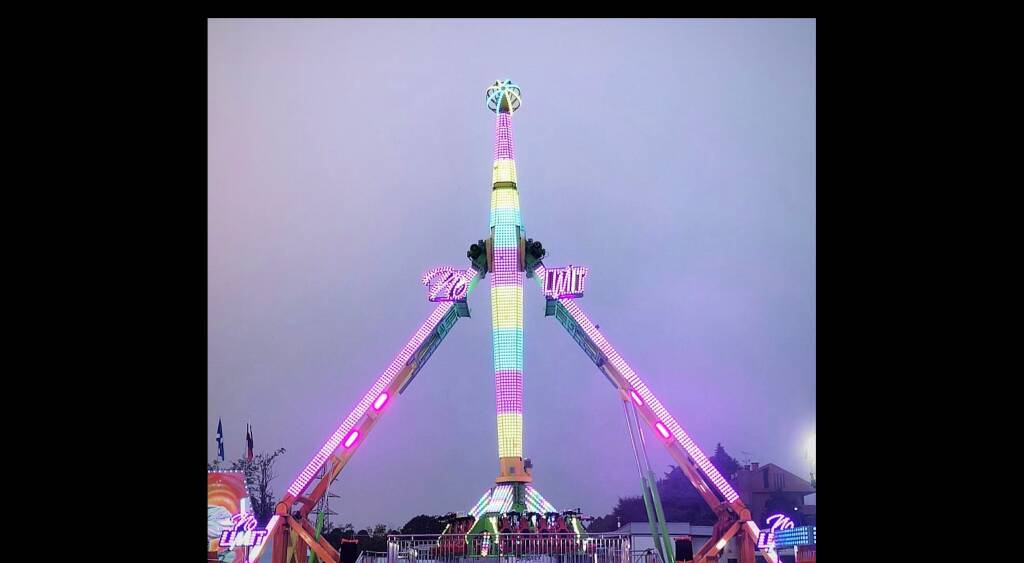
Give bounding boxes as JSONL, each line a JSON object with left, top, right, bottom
{"left": 741, "top": 520, "right": 779, "bottom": 563}
{"left": 737, "top": 525, "right": 757, "bottom": 563}
{"left": 531, "top": 263, "right": 780, "bottom": 563}
{"left": 693, "top": 521, "right": 741, "bottom": 563}
{"left": 249, "top": 270, "right": 483, "bottom": 563}
{"left": 288, "top": 515, "right": 340, "bottom": 563}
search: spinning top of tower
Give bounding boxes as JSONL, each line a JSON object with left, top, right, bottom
{"left": 486, "top": 79, "right": 522, "bottom": 114}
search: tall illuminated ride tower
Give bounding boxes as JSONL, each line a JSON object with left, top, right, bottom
{"left": 463, "top": 80, "right": 558, "bottom": 522}
{"left": 245, "top": 80, "right": 778, "bottom": 563}
{"left": 489, "top": 81, "right": 526, "bottom": 481}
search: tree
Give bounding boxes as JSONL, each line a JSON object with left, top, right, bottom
{"left": 586, "top": 514, "right": 619, "bottom": 533}
{"left": 656, "top": 466, "right": 716, "bottom": 525}
{"left": 353, "top": 523, "right": 392, "bottom": 553}
{"left": 610, "top": 496, "right": 650, "bottom": 524}
{"left": 401, "top": 514, "right": 446, "bottom": 535}
{"left": 323, "top": 523, "right": 354, "bottom": 549}
{"left": 208, "top": 447, "right": 287, "bottom": 527}
{"left": 586, "top": 461, "right": 723, "bottom": 531}
{"left": 709, "top": 443, "right": 741, "bottom": 484}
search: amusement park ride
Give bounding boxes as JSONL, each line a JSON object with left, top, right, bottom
{"left": 246, "top": 81, "right": 782, "bottom": 563}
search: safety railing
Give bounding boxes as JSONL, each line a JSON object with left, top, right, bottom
{"left": 628, "top": 550, "right": 659, "bottom": 563}
{"left": 387, "top": 533, "right": 630, "bottom": 563}
{"left": 357, "top": 550, "right": 390, "bottom": 563}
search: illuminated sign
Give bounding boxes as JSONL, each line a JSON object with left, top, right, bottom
{"left": 756, "top": 514, "right": 798, "bottom": 549}
{"left": 757, "top": 525, "right": 816, "bottom": 549}
{"left": 543, "top": 265, "right": 588, "bottom": 299}
{"left": 766, "top": 513, "right": 795, "bottom": 532}
{"left": 219, "top": 513, "right": 268, "bottom": 549}
{"left": 422, "top": 267, "right": 474, "bottom": 302}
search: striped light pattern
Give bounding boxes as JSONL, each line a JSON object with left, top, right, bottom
{"left": 468, "top": 485, "right": 517, "bottom": 518}
{"left": 468, "top": 488, "right": 493, "bottom": 519}
{"left": 488, "top": 484, "right": 516, "bottom": 514}
{"left": 284, "top": 298, "right": 467, "bottom": 498}
{"left": 531, "top": 265, "right": 741, "bottom": 504}
{"left": 490, "top": 107, "right": 525, "bottom": 460}
{"left": 523, "top": 484, "right": 557, "bottom": 514}
{"left": 760, "top": 526, "right": 816, "bottom": 549}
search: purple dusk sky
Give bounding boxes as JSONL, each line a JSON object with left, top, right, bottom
{"left": 208, "top": 18, "right": 816, "bottom": 530}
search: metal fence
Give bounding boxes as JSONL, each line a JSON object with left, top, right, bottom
{"left": 358, "top": 550, "right": 390, "bottom": 563}
{"left": 628, "top": 550, "right": 659, "bottom": 563}
{"left": 386, "top": 534, "right": 631, "bottom": 563}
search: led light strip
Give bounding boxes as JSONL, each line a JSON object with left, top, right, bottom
{"left": 284, "top": 300, "right": 458, "bottom": 497}
{"left": 255, "top": 271, "right": 479, "bottom": 561}
{"left": 523, "top": 484, "right": 557, "bottom": 514}
{"left": 531, "top": 264, "right": 740, "bottom": 503}
{"left": 482, "top": 484, "right": 516, "bottom": 514}
{"left": 469, "top": 488, "right": 494, "bottom": 519}
{"left": 283, "top": 268, "right": 478, "bottom": 499}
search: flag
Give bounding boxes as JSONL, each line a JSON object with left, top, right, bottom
{"left": 216, "top": 418, "right": 225, "bottom": 461}
{"left": 246, "top": 422, "right": 254, "bottom": 462}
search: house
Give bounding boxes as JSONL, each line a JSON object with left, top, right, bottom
{"left": 733, "top": 463, "right": 816, "bottom": 527}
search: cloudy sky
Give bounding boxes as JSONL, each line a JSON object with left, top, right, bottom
{"left": 208, "top": 18, "right": 815, "bottom": 530}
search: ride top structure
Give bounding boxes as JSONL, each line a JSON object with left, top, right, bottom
{"left": 246, "top": 80, "right": 780, "bottom": 563}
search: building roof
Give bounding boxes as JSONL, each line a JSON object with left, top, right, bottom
{"left": 734, "top": 463, "right": 815, "bottom": 495}
{"left": 613, "top": 522, "right": 714, "bottom": 537}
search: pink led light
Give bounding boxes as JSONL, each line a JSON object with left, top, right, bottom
{"left": 373, "top": 392, "right": 389, "bottom": 411}
{"left": 654, "top": 422, "right": 670, "bottom": 439}
{"left": 285, "top": 299, "right": 469, "bottom": 498}
{"left": 494, "top": 370, "right": 523, "bottom": 414}
{"left": 343, "top": 430, "right": 360, "bottom": 448}
{"left": 543, "top": 265, "right": 588, "bottom": 299}
{"left": 629, "top": 390, "right": 644, "bottom": 406}
{"left": 532, "top": 263, "right": 740, "bottom": 504}
{"left": 489, "top": 270, "right": 522, "bottom": 286}
{"left": 422, "top": 266, "right": 474, "bottom": 302}
{"left": 493, "top": 112, "right": 516, "bottom": 161}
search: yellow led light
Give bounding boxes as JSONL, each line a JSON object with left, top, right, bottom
{"left": 491, "top": 286, "right": 523, "bottom": 329}
{"left": 497, "top": 413, "right": 523, "bottom": 458}
{"left": 492, "top": 159, "right": 517, "bottom": 184}
{"left": 490, "top": 188, "right": 520, "bottom": 211}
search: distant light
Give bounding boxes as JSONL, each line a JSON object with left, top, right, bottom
{"left": 654, "top": 422, "right": 670, "bottom": 439}
{"left": 373, "top": 393, "right": 389, "bottom": 411}
{"left": 343, "top": 431, "right": 360, "bottom": 448}
{"left": 715, "top": 539, "right": 727, "bottom": 551}
{"left": 629, "top": 390, "right": 644, "bottom": 406}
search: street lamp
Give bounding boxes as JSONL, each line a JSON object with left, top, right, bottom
{"left": 806, "top": 433, "right": 816, "bottom": 488}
